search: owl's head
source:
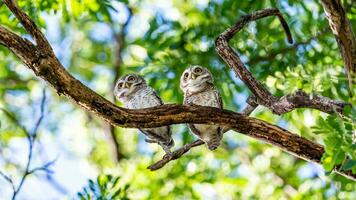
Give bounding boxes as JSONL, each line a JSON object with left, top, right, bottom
{"left": 114, "top": 73, "right": 147, "bottom": 101}
{"left": 180, "top": 65, "right": 214, "bottom": 94}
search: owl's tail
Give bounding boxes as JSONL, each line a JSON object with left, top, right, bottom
{"left": 206, "top": 131, "right": 223, "bottom": 150}
{"left": 167, "top": 138, "right": 174, "bottom": 148}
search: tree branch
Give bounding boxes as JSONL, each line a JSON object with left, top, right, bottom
{"left": 241, "top": 96, "right": 258, "bottom": 115}
{"left": 215, "top": 8, "right": 350, "bottom": 115}
{"left": 3, "top": 0, "right": 53, "bottom": 53}
{"left": 147, "top": 140, "right": 205, "bottom": 170}
{"left": 0, "top": 25, "right": 39, "bottom": 68}
{"left": 0, "top": 2, "right": 354, "bottom": 180}
{"left": 321, "top": 0, "right": 356, "bottom": 91}
{"left": 0, "top": 171, "right": 16, "bottom": 192}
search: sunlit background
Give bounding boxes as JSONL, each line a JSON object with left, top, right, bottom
{"left": 0, "top": 0, "right": 355, "bottom": 199}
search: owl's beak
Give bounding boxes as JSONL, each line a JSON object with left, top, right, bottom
{"left": 123, "top": 82, "right": 129, "bottom": 88}
{"left": 118, "top": 91, "right": 126, "bottom": 98}
{"left": 191, "top": 74, "right": 197, "bottom": 80}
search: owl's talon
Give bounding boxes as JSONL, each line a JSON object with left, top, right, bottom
{"left": 207, "top": 145, "right": 218, "bottom": 151}
{"left": 162, "top": 147, "right": 173, "bottom": 159}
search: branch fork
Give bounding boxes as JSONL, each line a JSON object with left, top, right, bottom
{"left": 215, "top": 8, "right": 350, "bottom": 115}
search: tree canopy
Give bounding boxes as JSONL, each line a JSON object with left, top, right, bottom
{"left": 0, "top": 0, "right": 355, "bottom": 199}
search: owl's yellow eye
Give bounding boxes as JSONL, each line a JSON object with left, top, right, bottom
{"left": 118, "top": 82, "right": 124, "bottom": 88}
{"left": 194, "top": 67, "right": 202, "bottom": 73}
{"left": 184, "top": 73, "right": 189, "bottom": 79}
{"left": 127, "top": 76, "right": 135, "bottom": 81}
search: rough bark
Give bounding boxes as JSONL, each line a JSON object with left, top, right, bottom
{"left": 321, "top": 0, "right": 356, "bottom": 90}
{"left": 0, "top": 1, "right": 354, "bottom": 180}
{"left": 215, "top": 8, "right": 350, "bottom": 115}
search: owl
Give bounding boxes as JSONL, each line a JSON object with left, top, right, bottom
{"left": 114, "top": 74, "right": 174, "bottom": 156}
{"left": 180, "top": 65, "right": 224, "bottom": 150}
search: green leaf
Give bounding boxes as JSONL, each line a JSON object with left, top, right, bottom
{"left": 322, "top": 155, "right": 335, "bottom": 172}
{"left": 342, "top": 160, "right": 356, "bottom": 170}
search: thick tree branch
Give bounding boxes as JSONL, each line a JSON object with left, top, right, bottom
{"left": 0, "top": 2, "right": 354, "bottom": 180}
{"left": 321, "top": 0, "right": 356, "bottom": 90}
{"left": 0, "top": 25, "right": 38, "bottom": 67}
{"left": 271, "top": 90, "right": 349, "bottom": 114}
{"left": 215, "top": 8, "right": 350, "bottom": 115}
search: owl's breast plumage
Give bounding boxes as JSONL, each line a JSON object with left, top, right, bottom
{"left": 185, "top": 89, "right": 220, "bottom": 108}
{"left": 125, "top": 87, "right": 162, "bottom": 109}
{"left": 184, "top": 88, "right": 223, "bottom": 147}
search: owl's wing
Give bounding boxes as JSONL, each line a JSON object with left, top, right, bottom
{"left": 139, "top": 128, "right": 167, "bottom": 142}
{"left": 183, "top": 94, "right": 193, "bottom": 105}
{"left": 151, "top": 89, "right": 164, "bottom": 105}
{"left": 183, "top": 95, "right": 200, "bottom": 137}
{"left": 188, "top": 124, "right": 203, "bottom": 138}
{"left": 214, "top": 88, "right": 230, "bottom": 134}
{"left": 214, "top": 88, "right": 223, "bottom": 109}
{"left": 183, "top": 94, "right": 188, "bottom": 105}
{"left": 212, "top": 88, "right": 229, "bottom": 135}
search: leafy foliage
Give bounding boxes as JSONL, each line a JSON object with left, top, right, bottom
{"left": 77, "top": 175, "right": 129, "bottom": 200}
{"left": 313, "top": 106, "right": 356, "bottom": 173}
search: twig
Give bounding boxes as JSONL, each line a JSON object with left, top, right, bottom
{"left": 36, "top": 141, "right": 67, "bottom": 194}
{"left": 148, "top": 140, "right": 204, "bottom": 171}
{"left": 31, "top": 89, "right": 46, "bottom": 138}
{"left": 0, "top": 171, "right": 16, "bottom": 192}
{"left": 0, "top": 89, "right": 55, "bottom": 199}
{"left": 28, "top": 159, "right": 56, "bottom": 174}
{"left": 11, "top": 89, "right": 47, "bottom": 200}
{"left": 42, "top": 174, "right": 68, "bottom": 194}
{"left": 241, "top": 96, "right": 258, "bottom": 116}
{"left": 215, "top": 8, "right": 350, "bottom": 114}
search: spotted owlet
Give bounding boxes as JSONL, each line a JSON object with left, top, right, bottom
{"left": 180, "top": 66, "right": 224, "bottom": 150}
{"left": 114, "top": 74, "right": 174, "bottom": 155}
